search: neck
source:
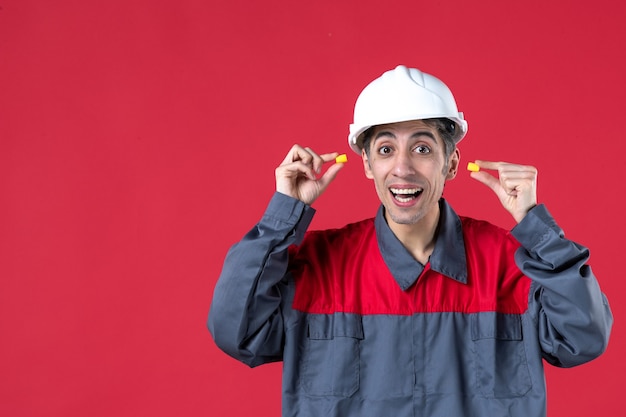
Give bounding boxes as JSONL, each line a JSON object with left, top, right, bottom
{"left": 386, "top": 206, "right": 440, "bottom": 265}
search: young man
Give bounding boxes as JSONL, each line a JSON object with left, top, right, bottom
{"left": 208, "top": 65, "right": 612, "bottom": 416}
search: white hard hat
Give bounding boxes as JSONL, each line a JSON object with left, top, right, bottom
{"left": 348, "top": 65, "right": 468, "bottom": 154}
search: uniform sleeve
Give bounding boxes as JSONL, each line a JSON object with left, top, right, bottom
{"left": 207, "top": 192, "right": 315, "bottom": 367}
{"left": 511, "top": 204, "right": 613, "bottom": 367}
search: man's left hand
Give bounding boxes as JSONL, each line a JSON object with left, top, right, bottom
{"left": 470, "top": 160, "right": 538, "bottom": 223}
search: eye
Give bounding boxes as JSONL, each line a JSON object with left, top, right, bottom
{"left": 414, "top": 145, "right": 431, "bottom": 154}
{"left": 377, "top": 145, "right": 393, "bottom": 155}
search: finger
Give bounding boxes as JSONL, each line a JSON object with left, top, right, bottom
{"left": 469, "top": 170, "right": 502, "bottom": 194}
{"left": 498, "top": 169, "right": 537, "bottom": 192}
{"left": 475, "top": 160, "right": 537, "bottom": 174}
{"left": 319, "top": 152, "right": 340, "bottom": 163}
{"left": 498, "top": 170, "right": 537, "bottom": 179}
{"left": 276, "top": 160, "right": 317, "bottom": 181}
{"left": 316, "top": 161, "right": 344, "bottom": 190}
{"left": 287, "top": 145, "right": 315, "bottom": 164}
{"left": 472, "top": 160, "right": 504, "bottom": 171}
{"left": 498, "top": 172, "right": 536, "bottom": 191}
{"left": 303, "top": 150, "right": 342, "bottom": 175}
{"left": 282, "top": 146, "right": 338, "bottom": 168}
{"left": 500, "top": 178, "right": 536, "bottom": 197}
{"left": 282, "top": 144, "right": 322, "bottom": 169}
{"left": 304, "top": 147, "right": 327, "bottom": 174}
{"left": 309, "top": 152, "right": 343, "bottom": 182}
{"left": 279, "top": 146, "right": 320, "bottom": 180}
{"left": 474, "top": 161, "right": 536, "bottom": 188}
{"left": 280, "top": 145, "right": 342, "bottom": 172}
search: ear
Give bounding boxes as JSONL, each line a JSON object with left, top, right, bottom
{"left": 362, "top": 148, "right": 374, "bottom": 179}
{"left": 446, "top": 147, "right": 461, "bottom": 180}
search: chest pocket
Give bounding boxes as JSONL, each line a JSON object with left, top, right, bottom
{"left": 471, "top": 312, "right": 532, "bottom": 398}
{"left": 302, "top": 313, "right": 363, "bottom": 397}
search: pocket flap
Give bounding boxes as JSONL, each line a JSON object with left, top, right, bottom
{"left": 307, "top": 313, "right": 364, "bottom": 340}
{"left": 471, "top": 312, "right": 523, "bottom": 341}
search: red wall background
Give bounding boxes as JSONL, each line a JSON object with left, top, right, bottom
{"left": 1, "top": 0, "right": 624, "bottom": 416}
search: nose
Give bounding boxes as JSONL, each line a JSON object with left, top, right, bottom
{"left": 391, "top": 150, "right": 416, "bottom": 177}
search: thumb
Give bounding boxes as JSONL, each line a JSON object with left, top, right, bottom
{"left": 470, "top": 170, "right": 502, "bottom": 195}
{"left": 316, "top": 162, "right": 344, "bottom": 191}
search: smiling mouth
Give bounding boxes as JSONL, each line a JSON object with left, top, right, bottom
{"left": 390, "top": 187, "right": 423, "bottom": 203}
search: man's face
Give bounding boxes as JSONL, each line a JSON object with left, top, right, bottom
{"left": 362, "top": 120, "right": 460, "bottom": 228}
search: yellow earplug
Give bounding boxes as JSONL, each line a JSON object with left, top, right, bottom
{"left": 467, "top": 162, "right": 480, "bottom": 172}
{"left": 335, "top": 154, "right": 348, "bottom": 163}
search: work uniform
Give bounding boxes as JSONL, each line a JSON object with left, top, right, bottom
{"left": 209, "top": 192, "right": 612, "bottom": 417}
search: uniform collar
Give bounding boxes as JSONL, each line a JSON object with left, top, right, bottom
{"left": 374, "top": 199, "right": 468, "bottom": 291}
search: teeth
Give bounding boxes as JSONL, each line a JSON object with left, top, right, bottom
{"left": 390, "top": 187, "right": 422, "bottom": 203}
{"left": 390, "top": 188, "right": 422, "bottom": 195}
{"left": 395, "top": 196, "right": 413, "bottom": 203}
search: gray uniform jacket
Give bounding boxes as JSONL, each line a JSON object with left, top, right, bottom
{"left": 209, "top": 193, "right": 612, "bottom": 416}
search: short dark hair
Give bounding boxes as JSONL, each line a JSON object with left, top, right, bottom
{"left": 361, "top": 118, "right": 460, "bottom": 159}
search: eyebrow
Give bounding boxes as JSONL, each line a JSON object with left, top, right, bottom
{"left": 373, "top": 130, "right": 437, "bottom": 143}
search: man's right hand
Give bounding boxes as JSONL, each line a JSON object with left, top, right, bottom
{"left": 275, "top": 145, "right": 344, "bottom": 205}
